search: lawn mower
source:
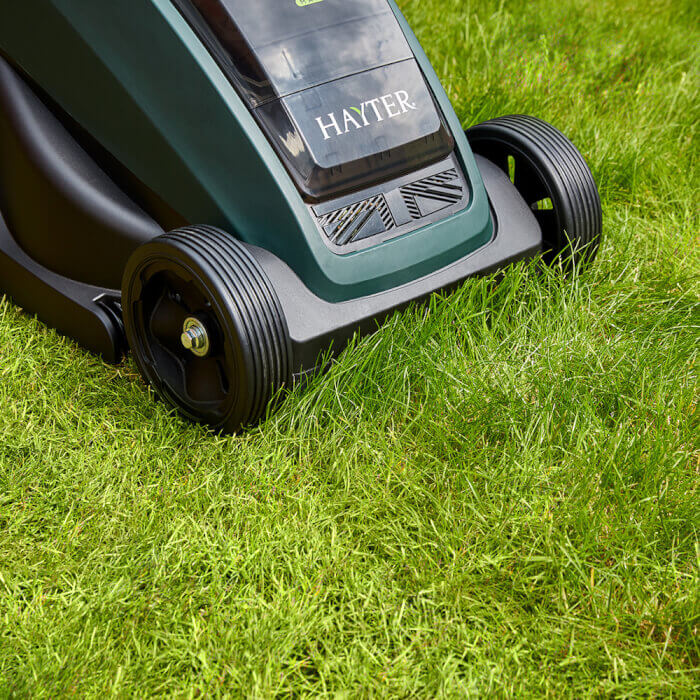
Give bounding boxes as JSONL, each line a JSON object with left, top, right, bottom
{"left": 0, "top": 0, "right": 602, "bottom": 433}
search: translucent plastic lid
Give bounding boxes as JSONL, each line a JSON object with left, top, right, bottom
{"left": 255, "top": 60, "right": 454, "bottom": 200}
{"left": 179, "top": 0, "right": 454, "bottom": 201}
{"left": 188, "top": 0, "right": 413, "bottom": 105}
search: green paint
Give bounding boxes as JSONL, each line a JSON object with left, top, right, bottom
{"left": 0, "top": 0, "right": 493, "bottom": 303}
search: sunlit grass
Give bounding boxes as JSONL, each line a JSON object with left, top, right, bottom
{"left": 1, "top": 0, "right": 698, "bottom": 695}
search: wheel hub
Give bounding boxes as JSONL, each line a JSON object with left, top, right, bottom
{"left": 181, "top": 317, "right": 210, "bottom": 357}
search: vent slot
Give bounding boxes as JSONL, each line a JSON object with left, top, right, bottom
{"left": 317, "top": 195, "right": 395, "bottom": 246}
{"left": 310, "top": 156, "right": 469, "bottom": 252}
{"left": 400, "top": 168, "right": 464, "bottom": 219}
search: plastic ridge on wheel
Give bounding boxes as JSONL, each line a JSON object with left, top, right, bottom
{"left": 121, "top": 226, "right": 292, "bottom": 433}
{"left": 467, "top": 115, "right": 602, "bottom": 268}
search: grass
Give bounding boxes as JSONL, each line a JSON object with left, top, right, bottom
{"left": 1, "top": 0, "right": 698, "bottom": 695}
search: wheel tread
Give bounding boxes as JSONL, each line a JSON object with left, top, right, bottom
{"left": 467, "top": 115, "right": 602, "bottom": 265}
{"left": 122, "top": 226, "right": 291, "bottom": 432}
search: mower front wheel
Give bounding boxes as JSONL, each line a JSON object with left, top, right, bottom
{"left": 122, "top": 226, "right": 292, "bottom": 433}
{"left": 467, "top": 115, "right": 602, "bottom": 268}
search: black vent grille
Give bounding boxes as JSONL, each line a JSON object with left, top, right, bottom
{"left": 401, "top": 168, "right": 464, "bottom": 220}
{"left": 310, "top": 156, "right": 469, "bottom": 252}
{"left": 317, "top": 195, "right": 395, "bottom": 246}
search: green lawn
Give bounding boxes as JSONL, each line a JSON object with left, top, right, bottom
{"left": 1, "top": 0, "right": 698, "bottom": 696}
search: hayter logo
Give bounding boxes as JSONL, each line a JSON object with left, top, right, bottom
{"left": 315, "top": 91, "right": 418, "bottom": 141}
{"left": 296, "top": 0, "right": 325, "bottom": 6}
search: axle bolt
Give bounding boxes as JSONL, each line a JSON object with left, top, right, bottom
{"left": 181, "top": 317, "right": 210, "bottom": 357}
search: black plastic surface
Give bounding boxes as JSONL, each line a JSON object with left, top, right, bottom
{"left": 0, "top": 145, "right": 541, "bottom": 377}
{"left": 467, "top": 115, "right": 602, "bottom": 267}
{"left": 310, "top": 154, "right": 469, "bottom": 252}
{"left": 0, "top": 209, "right": 124, "bottom": 362}
{"left": 122, "top": 226, "right": 292, "bottom": 432}
{"left": 249, "top": 155, "right": 543, "bottom": 375}
{"left": 0, "top": 55, "right": 163, "bottom": 289}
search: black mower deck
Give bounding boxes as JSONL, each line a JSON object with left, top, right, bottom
{"left": 0, "top": 153, "right": 541, "bottom": 376}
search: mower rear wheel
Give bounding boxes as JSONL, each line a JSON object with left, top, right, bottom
{"left": 467, "top": 115, "right": 602, "bottom": 268}
{"left": 122, "top": 226, "right": 292, "bottom": 433}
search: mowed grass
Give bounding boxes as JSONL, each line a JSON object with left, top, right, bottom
{"left": 1, "top": 0, "right": 698, "bottom": 695}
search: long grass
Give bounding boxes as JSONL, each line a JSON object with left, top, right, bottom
{"left": 1, "top": 0, "right": 698, "bottom": 696}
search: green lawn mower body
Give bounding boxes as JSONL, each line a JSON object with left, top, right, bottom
{"left": 0, "top": 0, "right": 602, "bottom": 432}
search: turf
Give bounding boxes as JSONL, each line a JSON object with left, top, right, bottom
{"left": 0, "top": 0, "right": 698, "bottom": 696}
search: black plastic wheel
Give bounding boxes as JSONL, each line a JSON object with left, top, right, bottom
{"left": 122, "top": 226, "right": 292, "bottom": 433}
{"left": 467, "top": 115, "right": 602, "bottom": 267}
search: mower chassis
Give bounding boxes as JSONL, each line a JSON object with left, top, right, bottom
{"left": 0, "top": 153, "right": 541, "bottom": 375}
